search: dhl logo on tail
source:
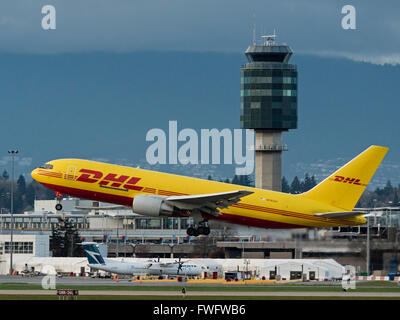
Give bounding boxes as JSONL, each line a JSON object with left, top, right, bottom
{"left": 330, "top": 175, "right": 367, "bottom": 186}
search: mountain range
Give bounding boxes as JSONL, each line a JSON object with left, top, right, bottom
{"left": 0, "top": 51, "right": 397, "bottom": 189}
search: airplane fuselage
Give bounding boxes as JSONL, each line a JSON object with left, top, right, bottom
{"left": 31, "top": 159, "right": 365, "bottom": 229}
{"left": 88, "top": 260, "right": 203, "bottom": 277}
{"left": 89, "top": 260, "right": 151, "bottom": 276}
{"left": 149, "top": 264, "right": 204, "bottom": 276}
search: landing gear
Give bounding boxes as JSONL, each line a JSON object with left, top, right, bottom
{"left": 186, "top": 220, "right": 210, "bottom": 236}
{"left": 198, "top": 225, "right": 211, "bottom": 236}
{"left": 55, "top": 192, "right": 63, "bottom": 211}
{"left": 186, "top": 227, "right": 199, "bottom": 237}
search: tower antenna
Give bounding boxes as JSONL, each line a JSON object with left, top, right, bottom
{"left": 252, "top": 14, "right": 256, "bottom": 45}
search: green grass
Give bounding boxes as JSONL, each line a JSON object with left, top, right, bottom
{"left": 0, "top": 281, "right": 399, "bottom": 293}
{"left": 354, "top": 281, "right": 399, "bottom": 287}
{"left": 0, "top": 294, "right": 399, "bottom": 300}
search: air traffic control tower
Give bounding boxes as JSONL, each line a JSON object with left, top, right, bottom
{"left": 240, "top": 34, "right": 297, "bottom": 191}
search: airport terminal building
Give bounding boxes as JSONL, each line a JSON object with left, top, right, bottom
{"left": 0, "top": 198, "right": 399, "bottom": 277}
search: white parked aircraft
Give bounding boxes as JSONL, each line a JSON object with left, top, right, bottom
{"left": 81, "top": 242, "right": 152, "bottom": 276}
{"left": 81, "top": 242, "right": 204, "bottom": 277}
{"left": 148, "top": 259, "right": 205, "bottom": 277}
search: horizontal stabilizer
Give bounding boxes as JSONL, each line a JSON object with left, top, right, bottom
{"left": 314, "top": 211, "right": 367, "bottom": 219}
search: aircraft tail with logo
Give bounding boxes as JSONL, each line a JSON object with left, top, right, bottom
{"left": 301, "top": 145, "right": 388, "bottom": 211}
{"left": 81, "top": 242, "right": 106, "bottom": 265}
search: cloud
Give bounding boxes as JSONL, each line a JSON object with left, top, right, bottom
{"left": 0, "top": 156, "right": 32, "bottom": 167}
{"left": 17, "top": 157, "right": 33, "bottom": 167}
{"left": 305, "top": 50, "right": 400, "bottom": 66}
{"left": 0, "top": 157, "right": 34, "bottom": 180}
{"left": 0, "top": 157, "right": 8, "bottom": 166}
{"left": 0, "top": 0, "right": 398, "bottom": 67}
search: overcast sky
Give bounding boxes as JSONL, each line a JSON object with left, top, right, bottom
{"left": 0, "top": 0, "right": 399, "bottom": 65}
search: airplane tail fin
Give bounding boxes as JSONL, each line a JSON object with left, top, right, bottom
{"left": 301, "top": 145, "right": 388, "bottom": 211}
{"left": 80, "top": 242, "right": 105, "bottom": 265}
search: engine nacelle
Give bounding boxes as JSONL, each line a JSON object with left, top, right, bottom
{"left": 132, "top": 194, "right": 174, "bottom": 217}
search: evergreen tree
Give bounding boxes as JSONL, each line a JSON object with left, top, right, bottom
{"left": 50, "top": 218, "right": 85, "bottom": 257}
{"left": 299, "top": 180, "right": 306, "bottom": 193}
{"left": 15, "top": 175, "right": 26, "bottom": 213}
{"left": 17, "top": 175, "right": 26, "bottom": 194}
{"left": 231, "top": 175, "right": 239, "bottom": 185}
{"left": 290, "top": 176, "right": 302, "bottom": 194}
{"left": 50, "top": 224, "right": 64, "bottom": 256}
{"left": 303, "top": 173, "right": 314, "bottom": 192}
{"left": 2, "top": 170, "right": 9, "bottom": 180}
{"left": 25, "top": 183, "right": 36, "bottom": 208}
{"left": 238, "top": 175, "right": 252, "bottom": 187}
{"left": 310, "top": 175, "right": 317, "bottom": 188}
{"left": 282, "top": 176, "right": 290, "bottom": 193}
{"left": 384, "top": 180, "right": 394, "bottom": 195}
{"left": 303, "top": 173, "right": 309, "bottom": 191}
{"left": 393, "top": 191, "right": 399, "bottom": 207}
{"left": 207, "top": 175, "right": 213, "bottom": 180}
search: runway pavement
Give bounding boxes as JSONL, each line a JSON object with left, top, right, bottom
{"left": 0, "top": 275, "right": 341, "bottom": 287}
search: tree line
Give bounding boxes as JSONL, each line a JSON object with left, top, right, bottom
{"left": 0, "top": 170, "right": 54, "bottom": 213}
{"left": 207, "top": 173, "right": 318, "bottom": 193}
{"left": 356, "top": 180, "right": 400, "bottom": 208}
{"left": 282, "top": 174, "right": 317, "bottom": 194}
{"left": 50, "top": 218, "right": 85, "bottom": 257}
{"left": 207, "top": 172, "right": 400, "bottom": 207}
{"left": 1, "top": 167, "right": 399, "bottom": 213}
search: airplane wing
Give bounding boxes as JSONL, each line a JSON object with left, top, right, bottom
{"left": 158, "top": 263, "right": 174, "bottom": 268}
{"left": 313, "top": 211, "right": 367, "bottom": 219}
{"left": 165, "top": 190, "right": 254, "bottom": 216}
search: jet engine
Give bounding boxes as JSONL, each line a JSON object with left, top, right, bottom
{"left": 132, "top": 194, "right": 175, "bottom": 217}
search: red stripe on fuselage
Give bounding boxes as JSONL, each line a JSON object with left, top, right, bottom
{"left": 39, "top": 182, "right": 304, "bottom": 229}
{"left": 41, "top": 182, "right": 132, "bottom": 207}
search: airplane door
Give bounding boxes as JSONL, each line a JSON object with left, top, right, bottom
{"left": 65, "top": 166, "right": 77, "bottom": 180}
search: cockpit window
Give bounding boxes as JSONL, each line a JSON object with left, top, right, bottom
{"left": 39, "top": 163, "right": 53, "bottom": 170}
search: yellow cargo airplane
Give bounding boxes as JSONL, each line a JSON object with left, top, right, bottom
{"left": 31, "top": 145, "right": 388, "bottom": 236}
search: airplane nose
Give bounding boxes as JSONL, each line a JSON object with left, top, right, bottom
{"left": 31, "top": 168, "right": 39, "bottom": 181}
